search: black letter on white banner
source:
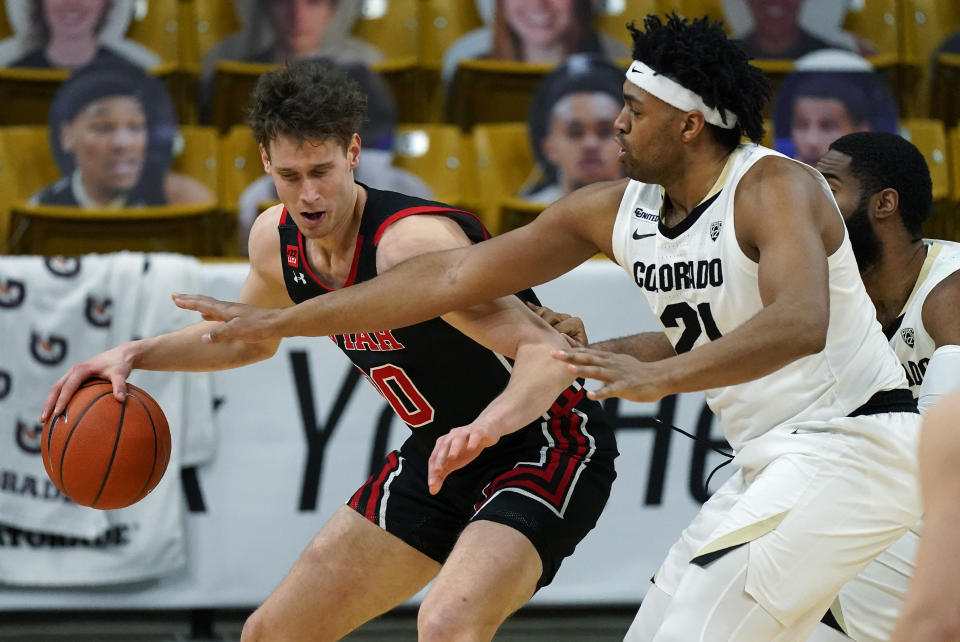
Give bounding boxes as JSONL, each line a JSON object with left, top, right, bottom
{"left": 602, "top": 395, "right": 677, "bottom": 506}
{"left": 290, "top": 351, "right": 362, "bottom": 511}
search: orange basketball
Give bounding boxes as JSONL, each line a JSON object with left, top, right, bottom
{"left": 41, "top": 379, "right": 171, "bottom": 510}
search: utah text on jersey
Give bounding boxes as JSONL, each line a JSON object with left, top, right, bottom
{"left": 331, "top": 331, "right": 406, "bottom": 352}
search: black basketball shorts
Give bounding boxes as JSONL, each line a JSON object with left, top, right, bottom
{"left": 347, "top": 403, "right": 617, "bottom": 588}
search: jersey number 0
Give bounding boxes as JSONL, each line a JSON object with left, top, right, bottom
{"left": 368, "top": 364, "right": 436, "bottom": 428}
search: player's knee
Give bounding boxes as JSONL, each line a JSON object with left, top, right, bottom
{"left": 240, "top": 608, "right": 267, "bottom": 642}
{"left": 418, "top": 601, "right": 491, "bottom": 642}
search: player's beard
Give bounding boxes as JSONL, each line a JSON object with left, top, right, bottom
{"left": 845, "top": 194, "right": 882, "bottom": 272}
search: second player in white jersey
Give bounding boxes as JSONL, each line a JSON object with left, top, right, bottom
{"left": 809, "top": 133, "right": 960, "bottom": 642}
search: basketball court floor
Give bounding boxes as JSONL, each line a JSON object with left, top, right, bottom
{"left": 0, "top": 606, "right": 637, "bottom": 641}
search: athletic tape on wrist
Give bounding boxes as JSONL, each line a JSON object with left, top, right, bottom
{"left": 625, "top": 60, "right": 738, "bottom": 129}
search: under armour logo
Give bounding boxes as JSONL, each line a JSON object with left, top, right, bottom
{"left": 293, "top": 272, "right": 306, "bottom": 285}
{"left": 901, "top": 327, "right": 915, "bottom": 348}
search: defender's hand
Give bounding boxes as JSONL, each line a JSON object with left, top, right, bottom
{"left": 553, "top": 347, "right": 670, "bottom": 402}
{"left": 526, "top": 302, "right": 588, "bottom": 347}
{"left": 173, "top": 293, "right": 283, "bottom": 343}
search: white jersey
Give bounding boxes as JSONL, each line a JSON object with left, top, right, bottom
{"left": 888, "top": 239, "right": 960, "bottom": 394}
{"left": 611, "top": 143, "right": 907, "bottom": 451}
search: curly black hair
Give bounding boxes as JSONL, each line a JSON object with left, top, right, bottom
{"left": 628, "top": 13, "right": 769, "bottom": 149}
{"left": 248, "top": 59, "right": 366, "bottom": 154}
{"left": 829, "top": 132, "right": 933, "bottom": 239}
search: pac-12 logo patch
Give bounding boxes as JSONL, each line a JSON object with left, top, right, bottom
{"left": 901, "top": 327, "right": 915, "bottom": 348}
{"left": 286, "top": 245, "right": 299, "bottom": 267}
{"left": 709, "top": 221, "right": 723, "bottom": 241}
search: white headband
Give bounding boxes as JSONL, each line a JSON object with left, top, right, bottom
{"left": 625, "top": 61, "right": 738, "bottom": 129}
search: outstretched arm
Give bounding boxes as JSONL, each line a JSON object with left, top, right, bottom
{"left": 365, "top": 214, "right": 585, "bottom": 493}
{"left": 890, "top": 391, "right": 960, "bottom": 642}
{"left": 556, "top": 157, "right": 838, "bottom": 401}
{"left": 173, "top": 180, "right": 627, "bottom": 342}
{"left": 40, "top": 208, "right": 291, "bottom": 421}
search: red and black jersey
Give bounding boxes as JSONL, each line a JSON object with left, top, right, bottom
{"left": 277, "top": 185, "right": 611, "bottom": 454}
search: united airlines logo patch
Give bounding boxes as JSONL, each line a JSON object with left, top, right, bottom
{"left": 901, "top": 327, "right": 915, "bottom": 348}
{"left": 286, "top": 245, "right": 299, "bottom": 267}
{"left": 709, "top": 221, "right": 723, "bottom": 241}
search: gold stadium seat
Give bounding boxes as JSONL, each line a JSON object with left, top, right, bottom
{"left": 125, "top": 0, "right": 182, "bottom": 65}
{"left": 352, "top": 0, "right": 420, "bottom": 62}
{"left": 210, "top": 60, "right": 275, "bottom": 134}
{"left": 0, "top": 126, "right": 60, "bottom": 248}
{"left": 594, "top": 0, "right": 662, "bottom": 50}
{"left": 393, "top": 124, "right": 476, "bottom": 208}
{"left": 471, "top": 123, "right": 536, "bottom": 233}
{"left": 184, "top": 0, "right": 244, "bottom": 70}
{"left": 497, "top": 197, "right": 546, "bottom": 235}
{"left": 448, "top": 59, "right": 555, "bottom": 131}
{"left": 0, "top": 67, "right": 69, "bottom": 126}
{"left": 932, "top": 52, "right": 960, "bottom": 130}
{"left": 842, "top": 0, "right": 901, "bottom": 68}
{"left": 5, "top": 202, "right": 224, "bottom": 256}
{"left": 901, "top": 118, "right": 954, "bottom": 240}
{"left": 674, "top": 0, "right": 725, "bottom": 24}
{"left": 950, "top": 127, "right": 960, "bottom": 205}
{"left": 0, "top": 7, "right": 11, "bottom": 39}
{"left": 419, "top": 0, "right": 484, "bottom": 70}
{"left": 171, "top": 126, "right": 220, "bottom": 199}
{"left": 219, "top": 125, "right": 264, "bottom": 217}
{"left": 210, "top": 58, "right": 424, "bottom": 133}
{"left": 898, "top": 0, "right": 960, "bottom": 116}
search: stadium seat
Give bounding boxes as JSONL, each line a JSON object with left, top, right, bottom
{"left": 209, "top": 60, "right": 275, "bottom": 134}
{"left": 184, "top": 0, "right": 243, "bottom": 70}
{"left": 125, "top": 0, "right": 183, "bottom": 65}
{"left": 0, "top": 67, "right": 69, "bottom": 126}
{"left": 0, "top": 6, "right": 11, "bottom": 39}
{"left": 218, "top": 124, "right": 263, "bottom": 218}
{"left": 171, "top": 126, "right": 220, "bottom": 201}
{"left": 842, "top": 0, "right": 901, "bottom": 68}
{"left": 352, "top": 0, "right": 420, "bottom": 62}
{"left": 901, "top": 118, "right": 954, "bottom": 241}
{"left": 898, "top": 0, "right": 960, "bottom": 116}
{"left": 496, "top": 197, "right": 546, "bottom": 235}
{"left": 0, "top": 126, "right": 59, "bottom": 203}
{"left": 0, "top": 126, "right": 60, "bottom": 250}
{"left": 5, "top": 202, "right": 224, "bottom": 256}
{"left": 932, "top": 52, "right": 960, "bottom": 129}
{"left": 946, "top": 126, "right": 960, "bottom": 241}
{"left": 675, "top": 0, "right": 725, "bottom": 24}
{"left": 448, "top": 58, "right": 555, "bottom": 131}
{"left": 471, "top": 123, "right": 536, "bottom": 233}
{"left": 419, "top": 0, "right": 484, "bottom": 70}
{"left": 393, "top": 124, "right": 476, "bottom": 208}
{"left": 594, "top": 0, "right": 662, "bottom": 50}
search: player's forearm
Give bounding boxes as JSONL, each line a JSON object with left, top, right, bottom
{"left": 132, "top": 322, "right": 278, "bottom": 372}
{"left": 471, "top": 342, "right": 576, "bottom": 438}
{"left": 273, "top": 248, "right": 506, "bottom": 338}
{"left": 590, "top": 332, "right": 677, "bottom": 361}
{"left": 656, "top": 301, "right": 825, "bottom": 395}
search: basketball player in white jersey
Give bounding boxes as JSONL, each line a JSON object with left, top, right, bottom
{"left": 802, "top": 132, "right": 960, "bottom": 641}
{"left": 172, "top": 15, "right": 924, "bottom": 640}
{"left": 891, "top": 389, "right": 960, "bottom": 642}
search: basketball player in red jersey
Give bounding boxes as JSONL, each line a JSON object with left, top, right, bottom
{"left": 40, "top": 60, "right": 617, "bottom": 641}
{"left": 169, "top": 15, "right": 923, "bottom": 641}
